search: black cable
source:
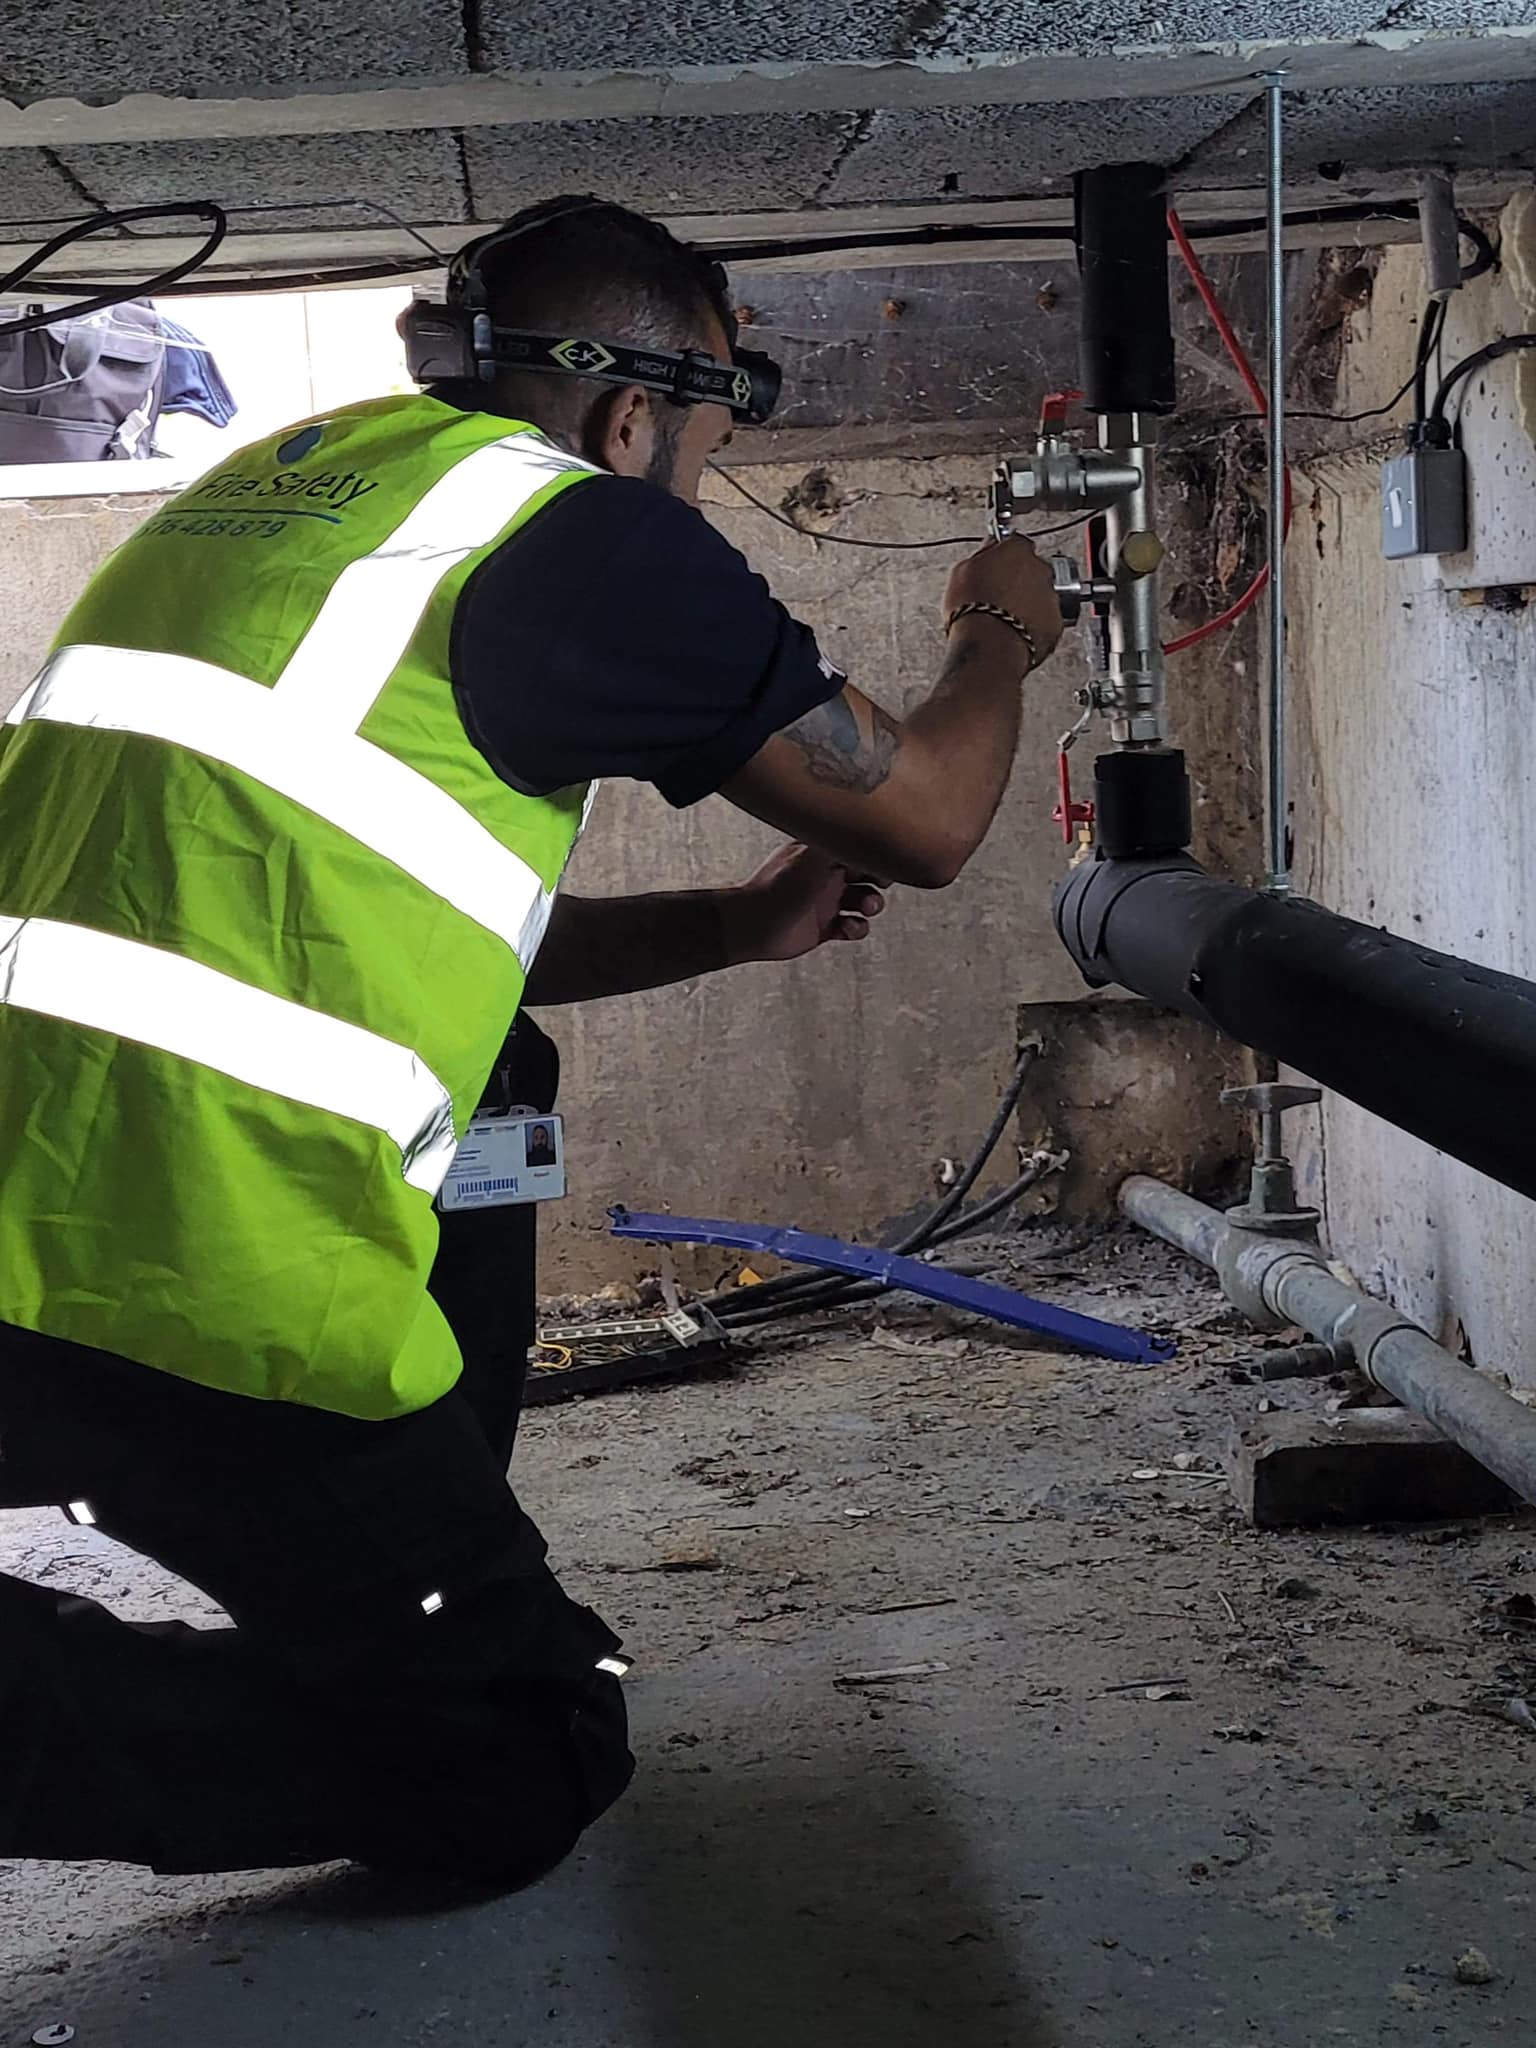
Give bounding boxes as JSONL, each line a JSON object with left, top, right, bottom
{"left": 1412, "top": 298, "right": 1447, "bottom": 425}
{"left": 59, "top": 203, "right": 1505, "bottom": 309}
{"left": 708, "top": 462, "right": 975, "bottom": 549}
{"left": 0, "top": 190, "right": 1423, "bottom": 261}
{"left": 713, "top": 219, "right": 1071, "bottom": 265}
{"left": 1, "top": 194, "right": 442, "bottom": 299}
{"left": 715, "top": 1038, "right": 1041, "bottom": 1316}
{"left": 0, "top": 203, "right": 227, "bottom": 337}
{"left": 896, "top": 1041, "right": 1044, "bottom": 1245}
{"left": 0, "top": 196, "right": 437, "bottom": 237}
{"left": 1200, "top": 214, "right": 1492, "bottom": 434}
{"left": 14, "top": 255, "right": 438, "bottom": 300}
{"left": 712, "top": 1039, "right": 1044, "bottom": 1323}
{"left": 1281, "top": 374, "right": 1424, "bottom": 424}
{"left": 709, "top": 463, "right": 1087, "bottom": 552}
{"left": 925, "top": 1154, "right": 1062, "bottom": 1248}
{"left": 718, "top": 1153, "right": 1063, "bottom": 1331}
{"left": 1429, "top": 332, "right": 1536, "bottom": 425}
{"left": 1195, "top": 200, "right": 1419, "bottom": 240}
{"left": 1456, "top": 215, "right": 1499, "bottom": 285}
{"left": 0, "top": 193, "right": 444, "bottom": 301}
{"left": 708, "top": 199, "right": 1423, "bottom": 268}
{"left": 1202, "top": 301, "right": 1444, "bottom": 429}
{"left": 146, "top": 198, "right": 1499, "bottom": 305}
{"left": 161, "top": 195, "right": 451, "bottom": 264}
{"left": 0, "top": 190, "right": 1491, "bottom": 312}
{"left": 140, "top": 257, "right": 439, "bottom": 296}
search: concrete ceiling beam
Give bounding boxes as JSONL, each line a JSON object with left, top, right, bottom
{"left": 4, "top": 28, "right": 1536, "bottom": 151}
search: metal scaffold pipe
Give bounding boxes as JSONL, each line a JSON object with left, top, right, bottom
{"left": 1264, "top": 69, "right": 1290, "bottom": 896}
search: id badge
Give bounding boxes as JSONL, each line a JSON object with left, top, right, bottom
{"left": 437, "top": 1111, "right": 567, "bottom": 1212}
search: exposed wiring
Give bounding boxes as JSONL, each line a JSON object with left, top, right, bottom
{"left": 0, "top": 194, "right": 446, "bottom": 299}
{"left": 1208, "top": 354, "right": 1433, "bottom": 427}
{"left": 709, "top": 461, "right": 1086, "bottom": 551}
{"left": 0, "top": 203, "right": 227, "bottom": 337}
{"left": 172, "top": 195, "right": 452, "bottom": 264}
{"left": 710, "top": 1038, "right": 1045, "bottom": 1324}
{"left": 1163, "top": 205, "right": 1292, "bottom": 655}
{"left": 0, "top": 202, "right": 438, "bottom": 299}
{"left": 716, "top": 1048, "right": 1040, "bottom": 1318}
{"left": 12, "top": 254, "right": 438, "bottom": 299}
{"left": 906, "top": 1036, "right": 1045, "bottom": 1241}
{"left": 1429, "top": 332, "right": 1536, "bottom": 426}
{"left": 919, "top": 1149, "right": 1066, "bottom": 1248}
{"left": 1411, "top": 298, "right": 1448, "bottom": 426}
{"left": 1454, "top": 215, "right": 1499, "bottom": 285}
{"left": 0, "top": 189, "right": 1476, "bottom": 309}
{"left": 708, "top": 198, "right": 1426, "bottom": 268}
{"left": 1264, "top": 297, "right": 1445, "bottom": 426}
{"left": 709, "top": 463, "right": 976, "bottom": 547}
{"left": 132, "top": 256, "right": 439, "bottom": 296}
{"left": 1201, "top": 216, "right": 1492, "bottom": 429}
{"left": 715, "top": 1149, "right": 1066, "bottom": 1330}
{"left": 529, "top": 1341, "right": 575, "bottom": 1371}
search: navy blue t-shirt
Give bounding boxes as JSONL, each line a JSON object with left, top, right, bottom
{"left": 451, "top": 472, "right": 844, "bottom": 807}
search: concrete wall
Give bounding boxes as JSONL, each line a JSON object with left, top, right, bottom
{"left": 1287, "top": 209, "right": 1536, "bottom": 1384}
{"left": 549, "top": 449, "right": 1258, "bottom": 1281}
{"left": 0, "top": 438, "right": 1260, "bottom": 1289}
{"left": 0, "top": 491, "right": 166, "bottom": 711}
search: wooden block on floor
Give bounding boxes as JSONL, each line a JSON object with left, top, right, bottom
{"left": 1228, "top": 1408, "right": 1520, "bottom": 1528}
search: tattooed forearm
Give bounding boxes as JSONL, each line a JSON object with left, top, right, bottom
{"left": 779, "top": 693, "right": 902, "bottom": 793}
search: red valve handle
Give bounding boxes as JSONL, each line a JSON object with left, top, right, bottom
{"left": 1038, "top": 386, "right": 1085, "bottom": 433}
{"left": 1053, "top": 748, "right": 1095, "bottom": 846}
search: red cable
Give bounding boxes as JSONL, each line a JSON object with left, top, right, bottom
{"left": 1162, "top": 204, "right": 1291, "bottom": 655}
{"left": 1167, "top": 207, "right": 1268, "bottom": 416}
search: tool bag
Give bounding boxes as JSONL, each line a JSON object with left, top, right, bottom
{"left": 0, "top": 298, "right": 166, "bottom": 463}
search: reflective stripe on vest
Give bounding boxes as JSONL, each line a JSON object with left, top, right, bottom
{"left": 271, "top": 429, "right": 588, "bottom": 729}
{"left": 7, "top": 644, "right": 555, "bottom": 969}
{"left": 1, "top": 425, "right": 587, "bottom": 1187}
{"left": 0, "top": 915, "right": 458, "bottom": 1191}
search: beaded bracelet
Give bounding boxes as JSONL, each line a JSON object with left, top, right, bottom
{"left": 944, "top": 601, "right": 1041, "bottom": 674}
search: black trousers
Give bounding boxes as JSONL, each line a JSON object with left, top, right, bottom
{"left": 0, "top": 1195, "right": 634, "bottom": 1883}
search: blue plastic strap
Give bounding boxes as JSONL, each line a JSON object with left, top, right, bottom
{"left": 609, "top": 1207, "right": 1176, "bottom": 1365}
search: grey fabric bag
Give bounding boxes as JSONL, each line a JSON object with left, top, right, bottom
{"left": 0, "top": 299, "right": 167, "bottom": 463}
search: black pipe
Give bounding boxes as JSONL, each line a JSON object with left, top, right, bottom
{"left": 1093, "top": 749, "right": 1191, "bottom": 858}
{"left": 1074, "top": 163, "right": 1177, "bottom": 418}
{"left": 1054, "top": 855, "right": 1536, "bottom": 1201}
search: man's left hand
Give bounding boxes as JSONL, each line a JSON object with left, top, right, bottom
{"left": 726, "top": 843, "right": 887, "bottom": 965}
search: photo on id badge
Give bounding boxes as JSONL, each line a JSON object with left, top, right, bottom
{"left": 437, "top": 1111, "right": 566, "bottom": 1212}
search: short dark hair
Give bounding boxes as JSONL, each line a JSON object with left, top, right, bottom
{"left": 472, "top": 196, "right": 734, "bottom": 451}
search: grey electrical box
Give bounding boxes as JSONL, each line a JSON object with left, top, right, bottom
{"left": 1381, "top": 445, "right": 1468, "bottom": 559}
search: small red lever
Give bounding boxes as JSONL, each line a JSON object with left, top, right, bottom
{"left": 1038, "top": 386, "right": 1085, "bottom": 433}
{"left": 1054, "top": 749, "right": 1095, "bottom": 846}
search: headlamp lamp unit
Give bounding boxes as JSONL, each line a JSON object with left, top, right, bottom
{"left": 398, "top": 201, "right": 782, "bottom": 426}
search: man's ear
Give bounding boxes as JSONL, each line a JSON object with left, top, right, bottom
{"left": 586, "top": 383, "right": 654, "bottom": 477}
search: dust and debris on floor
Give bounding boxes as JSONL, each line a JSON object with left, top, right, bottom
{"left": 4, "top": 1226, "right": 1536, "bottom": 2047}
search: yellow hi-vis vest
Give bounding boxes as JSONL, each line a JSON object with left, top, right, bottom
{"left": 0, "top": 394, "right": 598, "bottom": 1418}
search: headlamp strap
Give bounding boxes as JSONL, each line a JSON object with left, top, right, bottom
{"left": 489, "top": 329, "right": 758, "bottom": 418}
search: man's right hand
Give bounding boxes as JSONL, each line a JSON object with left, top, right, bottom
{"left": 942, "top": 535, "right": 1066, "bottom": 666}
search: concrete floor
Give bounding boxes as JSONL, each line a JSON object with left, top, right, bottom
{"left": 4, "top": 1235, "right": 1535, "bottom": 2047}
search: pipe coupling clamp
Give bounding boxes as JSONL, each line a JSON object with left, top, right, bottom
{"left": 1218, "top": 1237, "right": 1323, "bottom": 1332}
{"left": 1324, "top": 1300, "right": 1426, "bottom": 1388}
